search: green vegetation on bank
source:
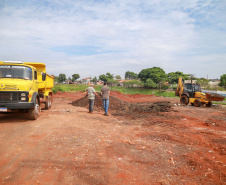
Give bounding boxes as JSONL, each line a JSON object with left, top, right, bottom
{"left": 52, "top": 84, "right": 88, "bottom": 93}
{"left": 52, "top": 84, "right": 176, "bottom": 97}
{"left": 54, "top": 67, "right": 226, "bottom": 90}
{"left": 53, "top": 84, "right": 226, "bottom": 105}
{"left": 213, "top": 101, "right": 226, "bottom": 105}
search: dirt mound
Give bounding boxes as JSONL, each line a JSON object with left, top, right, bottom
{"left": 72, "top": 92, "right": 172, "bottom": 117}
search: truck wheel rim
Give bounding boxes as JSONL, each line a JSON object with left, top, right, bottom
{"left": 35, "top": 104, "right": 39, "bottom": 115}
{"left": 49, "top": 98, "right": 51, "bottom": 106}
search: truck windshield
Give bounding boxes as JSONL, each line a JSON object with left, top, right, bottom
{"left": 0, "top": 65, "right": 32, "bottom": 80}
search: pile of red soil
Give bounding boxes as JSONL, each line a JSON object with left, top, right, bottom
{"left": 72, "top": 92, "right": 172, "bottom": 117}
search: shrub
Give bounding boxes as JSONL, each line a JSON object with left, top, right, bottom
{"left": 161, "top": 84, "right": 169, "bottom": 90}
{"left": 144, "top": 78, "right": 157, "bottom": 88}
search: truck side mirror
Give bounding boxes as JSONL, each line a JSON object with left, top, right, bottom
{"left": 42, "top": 73, "right": 46, "bottom": 81}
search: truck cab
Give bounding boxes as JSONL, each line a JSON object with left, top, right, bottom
{"left": 0, "top": 61, "right": 53, "bottom": 120}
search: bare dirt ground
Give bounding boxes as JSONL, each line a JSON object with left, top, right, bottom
{"left": 0, "top": 91, "right": 226, "bottom": 185}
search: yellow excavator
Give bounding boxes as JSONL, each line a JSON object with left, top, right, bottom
{"left": 175, "top": 77, "right": 225, "bottom": 107}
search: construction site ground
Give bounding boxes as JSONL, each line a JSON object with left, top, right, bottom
{"left": 0, "top": 91, "right": 226, "bottom": 185}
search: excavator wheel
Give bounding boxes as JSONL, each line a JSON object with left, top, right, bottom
{"left": 206, "top": 101, "right": 212, "bottom": 107}
{"left": 180, "top": 95, "right": 189, "bottom": 105}
{"left": 194, "top": 99, "right": 201, "bottom": 107}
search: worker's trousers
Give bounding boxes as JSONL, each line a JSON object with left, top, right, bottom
{"left": 89, "top": 99, "right": 94, "bottom": 112}
{"left": 103, "top": 99, "right": 109, "bottom": 114}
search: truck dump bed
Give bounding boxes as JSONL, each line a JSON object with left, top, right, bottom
{"left": 23, "top": 62, "right": 54, "bottom": 89}
{"left": 44, "top": 74, "right": 54, "bottom": 89}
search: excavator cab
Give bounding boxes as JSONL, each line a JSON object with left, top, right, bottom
{"left": 184, "top": 83, "right": 201, "bottom": 98}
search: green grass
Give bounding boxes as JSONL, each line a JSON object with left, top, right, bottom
{"left": 109, "top": 86, "right": 176, "bottom": 97}
{"left": 52, "top": 84, "right": 176, "bottom": 97}
{"left": 52, "top": 84, "right": 88, "bottom": 93}
{"left": 213, "top": 101, "right": 226, "bottom": 105}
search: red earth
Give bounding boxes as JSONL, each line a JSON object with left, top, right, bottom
{"left": 0, "top": 91, "right": 226, "bottom": 185}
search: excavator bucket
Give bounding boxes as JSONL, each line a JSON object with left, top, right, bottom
{"left": 206, "top": 93, "right": 225, "bottom": 101}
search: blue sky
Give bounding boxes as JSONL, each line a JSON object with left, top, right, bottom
{"left": 0, "top": 0, "right": 225, "bottom": 79}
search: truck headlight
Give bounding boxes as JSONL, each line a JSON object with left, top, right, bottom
{"left": 20, "top": 92, "right": 28, "bottom": 101}
{"left": 21, "top": 92, "right": 26, "bottom": 96}
{"left": 21, "top": 97, "right": 26, "bottom": 101}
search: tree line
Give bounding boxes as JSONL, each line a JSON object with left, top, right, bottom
{"left": 55, "top": 73, "right": 80, "bottom": 84}
{"left": 54, "top": 67, "right": 226, "bottom": 88}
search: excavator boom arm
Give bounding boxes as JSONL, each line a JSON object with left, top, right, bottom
{"left": 175, "top": 77, "right": 184, "bottom": 97}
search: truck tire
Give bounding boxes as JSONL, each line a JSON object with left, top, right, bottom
{"left": 28, "top": 98, "right": 40, "bottom": 120}
{"left": 206, "top": 101, "right": 212, "bottom": 107}
{"left": 45, "top": 95, "right": 52, "bottom": 109}
{"left": 194, "top": 99, "right": 201, "bottom": 107}
{"left": 180, "top": 95, "right": 189, "bottom": 105}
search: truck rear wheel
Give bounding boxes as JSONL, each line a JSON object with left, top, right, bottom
{"left": 45, "top": 95, "right": 52, "bottom": 109}
{"left": 194, "top": 99, "right": 201, "bottom": 107}
{"left": 28, "top": 98, "right": 40, "bottom": 120}
{"left": 180, "top": 95, "right": 189, "bottom": 105}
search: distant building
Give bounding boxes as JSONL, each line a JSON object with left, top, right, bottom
{"left": 209, "top": 79, "right": 220, "bottom": 88}
{"left": 82, "top": 77, "right": 91, "bottom": 84}
{"left": 96, "top": 81, "right": 103, "bottom": 85}
{"left": 115, "top": 79, "right": 123, "bottom": 86}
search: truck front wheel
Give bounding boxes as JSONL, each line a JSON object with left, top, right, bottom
{"left": 28, "top": 98, "right": 40, "bottom": 120}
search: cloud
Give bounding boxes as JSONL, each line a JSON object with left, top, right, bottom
{"left": 0, "top": 0, "right": 225, "bottom": 79}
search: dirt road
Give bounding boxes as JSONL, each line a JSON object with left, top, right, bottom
{"left": 0, "top": 92, "right": 226, "bottom": 185}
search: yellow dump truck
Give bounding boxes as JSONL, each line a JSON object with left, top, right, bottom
{"left": 0, "top": 61, "right": 54, "bottom": 120}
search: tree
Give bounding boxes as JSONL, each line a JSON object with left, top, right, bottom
{"left": 137, "top": 69, "right": 150, "bottom": 82}
{"left": 219, "top": 74, "right": 226, "bottom": 87}
{"left": 58, "top": 74, "right": 66, "bottom": 83}
{"left": 54, "top": 76, "right": 59, "bottom": 83}
{"left": 115, "top": 75, "right": 121, "bottom": 79}
{"left": 125, "top": 71, "right": 138, "bottom": 80}
{"left": 106, "top": 72, "right": 114, "bottom": 79}
{"left": 91, "top": 76, "right": 98, "bottom": 84}
{"left": 99, "top": 73, "right": 114, "bottom": 82}
{"left": 99, "top": 74, "right": 108, "bottom": 82}
{"left": 188, "top": 74, "right": 196, "bottom": 83}
{"left": 138, "top": 67, "right": 167, "bottom": 84}
{"left": 196, "top": 78, "right": 209, "bottom": 89}
{"left": 167, "top": 71, "right": 189, "bottom": 84}
{"left": 72, "top": 74, "right": 80, "bottom": 82}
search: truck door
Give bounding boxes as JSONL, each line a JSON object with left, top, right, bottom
{"left": 33, "top": 70, "right": 38, "bottom": 92}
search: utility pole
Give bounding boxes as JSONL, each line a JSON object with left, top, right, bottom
{"left": 189, "top": 74, "right": 195, "bottom": 83}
